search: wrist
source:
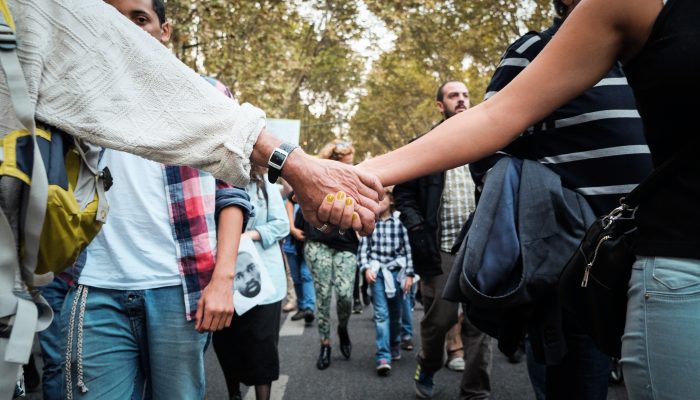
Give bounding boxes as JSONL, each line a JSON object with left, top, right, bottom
{"left": 280, "top": 148, "right": 307, "bottom": 186}
{"left": 211, "top": 266, "right": 235, "bottom": 282}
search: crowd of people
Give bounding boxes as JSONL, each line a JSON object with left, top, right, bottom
{"left": 2, "top": 0, "right": 698, "bottom": 399}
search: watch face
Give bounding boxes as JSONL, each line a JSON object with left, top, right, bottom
{"left": 268, "top": 149, "right": 287, "bottom": 170}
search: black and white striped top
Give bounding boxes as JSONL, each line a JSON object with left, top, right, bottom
{"left": 472, "top": 20, "right": 653, "bottom": 216}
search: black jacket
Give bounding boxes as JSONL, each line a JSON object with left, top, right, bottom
{"left": 393, "top": 166, "right": 446, "bottom": 277}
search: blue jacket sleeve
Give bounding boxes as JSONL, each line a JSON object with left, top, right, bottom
{"left": 254, "top": 180, "right": 290, "bottom": 249}
{"left": 215, "top": 187, "right": 255, "bottom": 232}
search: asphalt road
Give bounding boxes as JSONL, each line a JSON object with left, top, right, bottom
{"left": 203, "top": 301, "right": 630, "bottom": 400}
{"left": 24, "top": 298, "right": 629, "bottom": 400}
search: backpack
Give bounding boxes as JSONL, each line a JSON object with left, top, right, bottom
{"left": 0, "top": 3, "right": 111, "bottom": 398}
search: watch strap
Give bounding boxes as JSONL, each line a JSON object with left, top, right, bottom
{"left": 267, "top": 142, "right": 298, "bottom": 183}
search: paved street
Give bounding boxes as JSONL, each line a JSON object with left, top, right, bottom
{"left": 203, "top": 301, "right": 630, "bottom": 400}
{"left": 24, "top": 299, "right": 628, "bottom": 400}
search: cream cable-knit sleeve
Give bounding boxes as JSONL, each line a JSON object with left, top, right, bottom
{"left": 0, "top": 0, "right": 265, "bottom": 186}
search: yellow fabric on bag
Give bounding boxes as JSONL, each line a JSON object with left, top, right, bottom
{"left": 36, "top": 144, "right": 103, "bottom": 275}
{"left": 0, "top": 0, "right": 14, "bottom": 30}
{"left": 0, "top": 127, "right": 104, "bottom": 275}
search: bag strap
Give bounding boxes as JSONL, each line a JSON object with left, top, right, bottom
{"left": 0, "top": 5, "right": 53, "bottom": 399}
{"left": 621, "top": 135, "right": 700, "bottom": 209}
{"left": 0, "top": 3, "right": 48, "bottom": 282}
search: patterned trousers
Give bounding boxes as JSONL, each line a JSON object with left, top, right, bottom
{"left": 304, "top": 241, "right": 357, "bottom": 341}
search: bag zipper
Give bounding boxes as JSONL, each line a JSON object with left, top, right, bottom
{"left": 581, "top": 234, "right": 612, "bottom": 287}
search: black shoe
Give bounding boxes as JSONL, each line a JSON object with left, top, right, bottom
{"left": 304, "top": 309, "right": 315, "bottom": 324}
{"left": 290, "top": 309, "right": 306, "bottom": 321}
{"left": 338, "top": 326, "right": 352, "bottom": 359}
{"left": 317, "top": 345, "right": 331, "bottom": 370}
{"left": 507, "top": 347, "right": 525, "bottom": 364}
{"left": 352, "top": 299, "right": 363, "bottom": 314}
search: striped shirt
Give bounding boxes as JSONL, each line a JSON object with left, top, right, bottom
{"left": 358, "top": 213, "right": 414, "bottom": 276}
{"left": 475, "top": 19, "right": 653, "bottom": 216}
{"left": 440, "top": 165, "right": 476, "bottom": 252}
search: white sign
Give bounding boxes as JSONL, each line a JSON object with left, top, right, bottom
{"left": 266, "top": 119, "right": 301, "bottom": 145}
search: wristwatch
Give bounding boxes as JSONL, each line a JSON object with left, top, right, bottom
{"left": 267, "top": 142, "right": 299, "bottom": 183}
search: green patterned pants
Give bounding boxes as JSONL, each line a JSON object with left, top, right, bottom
{"left": 304, "top": 241, "right": 357, "bottom": 341}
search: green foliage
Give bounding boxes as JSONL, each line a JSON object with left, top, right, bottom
{"left": 351, "top": 0, "right": 553, "bottom": 157}
{"left": 166, "top": 0, "right": 365, "bottom": 153}
{"left": 164, "top": 0, "right": 553, "bottom": 156}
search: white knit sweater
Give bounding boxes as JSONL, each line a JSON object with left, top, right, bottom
{"left": 0, "top": 0, "right": 265, "bottom": 186}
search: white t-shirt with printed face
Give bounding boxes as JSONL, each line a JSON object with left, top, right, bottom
{"left": 78, "top": 150, "right": 181, "bottom": 290}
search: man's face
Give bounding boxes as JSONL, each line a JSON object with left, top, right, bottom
{"left": 235, "top": 263, "right": 262, "bottom": 298}
{"left": 105, "top": 0, "right": 170, "bottom": 43}
{"left": 437, "top": 82, "right": 470, "bottom": 119}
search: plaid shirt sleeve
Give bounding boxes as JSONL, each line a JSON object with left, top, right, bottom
{"left": 358, "top": 235, "right": 372, "bottom": 272}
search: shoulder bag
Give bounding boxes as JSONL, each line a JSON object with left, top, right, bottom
{"left": 558, "top": 138, "right": 695, "bottom": 358}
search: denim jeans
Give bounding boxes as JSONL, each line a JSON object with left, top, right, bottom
{"left": 285, "top": 250, "right": 316, "bottom": 311}
{"left": 401, "top": 282, "right": 415, "bottom": 339}
{"left": 61, "top": 285, "right": 209, "bottom": 400}
{"left": 621, "top": 256, "right": 700, "bottom": 400}
{"left": 38, "top": 277, "right": 70, "bottom": 400}
{"left": 545, "top": 319, "right": 611, "bottom": 400}
{"left": 371, "top": 270, "right": 403, "bottom": 364}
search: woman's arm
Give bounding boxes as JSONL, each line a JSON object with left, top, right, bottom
{"left": 359, "top": 0, "right": 660, "bottom": 187}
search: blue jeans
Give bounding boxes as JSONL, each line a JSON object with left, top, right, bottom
{"left": 622, "top": 256, "right": 700, "bottom": 400}
{"left": 61, "top": 285, "right": 209, "bottom": 400}
{"left": 401, "top": 281, "right": 415, "bottom": 339}
{"left": 371, "top": 270, "right": 403, "bottom": 364}
{"left": 545, "top": 318, "right": 611, "bottom": 400}
{"left": 38, "top": 277, "right": 70, "bottom": 400}
{"left": 286, "top": 250, "right": 316, "bottom": 311}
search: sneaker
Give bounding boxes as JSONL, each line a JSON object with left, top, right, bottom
{"left": 391, "top": 345, "right": 401, "bottom": 361}
{"left": 414, "top": 364, "right": 434, "bottom": 399}
{"left": 400, "top": 336, "right": 414, "bottom": 351}
{"left": 290, "top": 309, "right": 306, "bottom": 321}
{"left": 446, "top": 357, "right": 465, "bottom": 372}
{"left": 376, "top": 360, "right": 392, "bottom": 377}
{"left": 303, "top": 309, "right": 315, "bottom": 324}
{"left": 352, "top": 299, "right": 363, "bottom": 314}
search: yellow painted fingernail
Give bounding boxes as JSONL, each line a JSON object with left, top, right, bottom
{"left": 352, "top": 212, "right": 359, "bottom": 221}
{"left": 326, "top": 194, "right": 335, "bottom": 203}
{"left": 336, "top": 191, "right": 345, "bottom": 200}
{"left": 345, "top": 198, "right": 353, "bottom": 206}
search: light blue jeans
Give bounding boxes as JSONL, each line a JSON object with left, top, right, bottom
{"left": 371, "top": 270, "right": 404, "bottom": 364}
{"left": 61, "top": 285, "right": 209, "bottom": 400}
{"left": 621, "top": 256, "right": 700, "bottom": 400}
{"left": 401, "top": 281, "right": 415, "bottom": 339}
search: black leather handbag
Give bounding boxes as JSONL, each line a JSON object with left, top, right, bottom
{"left": 558, "top": 142, "right": 691, "bottom": 358}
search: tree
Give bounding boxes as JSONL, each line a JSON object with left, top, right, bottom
{"left": 351, "top": 0, "right": 553, "bottom": 157}
{"left": 165, "top": 0, "right": 366, "bottom": 154}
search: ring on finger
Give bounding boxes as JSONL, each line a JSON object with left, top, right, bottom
{"left": 316, "top": 223, "right": 330, "bottom": 233}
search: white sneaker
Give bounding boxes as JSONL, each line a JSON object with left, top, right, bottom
{"left": 446, "top": 357, "right": 465, "bottom": 372}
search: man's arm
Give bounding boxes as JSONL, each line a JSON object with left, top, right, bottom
{"left": 251, "top": 132, "right": 381, "bottom": 236}
{"left": 7, "top": 0, "right": 381, "bottom": 234}
{"left": 195, "top": 206, "right": 243, "bottom": 332}
{"left": 393, "top": 179, "right": 424, "bottom": 231}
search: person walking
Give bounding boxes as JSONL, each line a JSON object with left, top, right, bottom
{"left": 358, "top": 187, "right": 414, "bottom": 377}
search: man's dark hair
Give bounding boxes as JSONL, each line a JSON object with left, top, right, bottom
{"left": 152, "top": 0, "right": 166, "bottom": 25}
{"left": 436, "top": 80, "right": 462, "bottom": 102}
{"left": 553, "top": 0, "right": 567, "bottom": 17}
